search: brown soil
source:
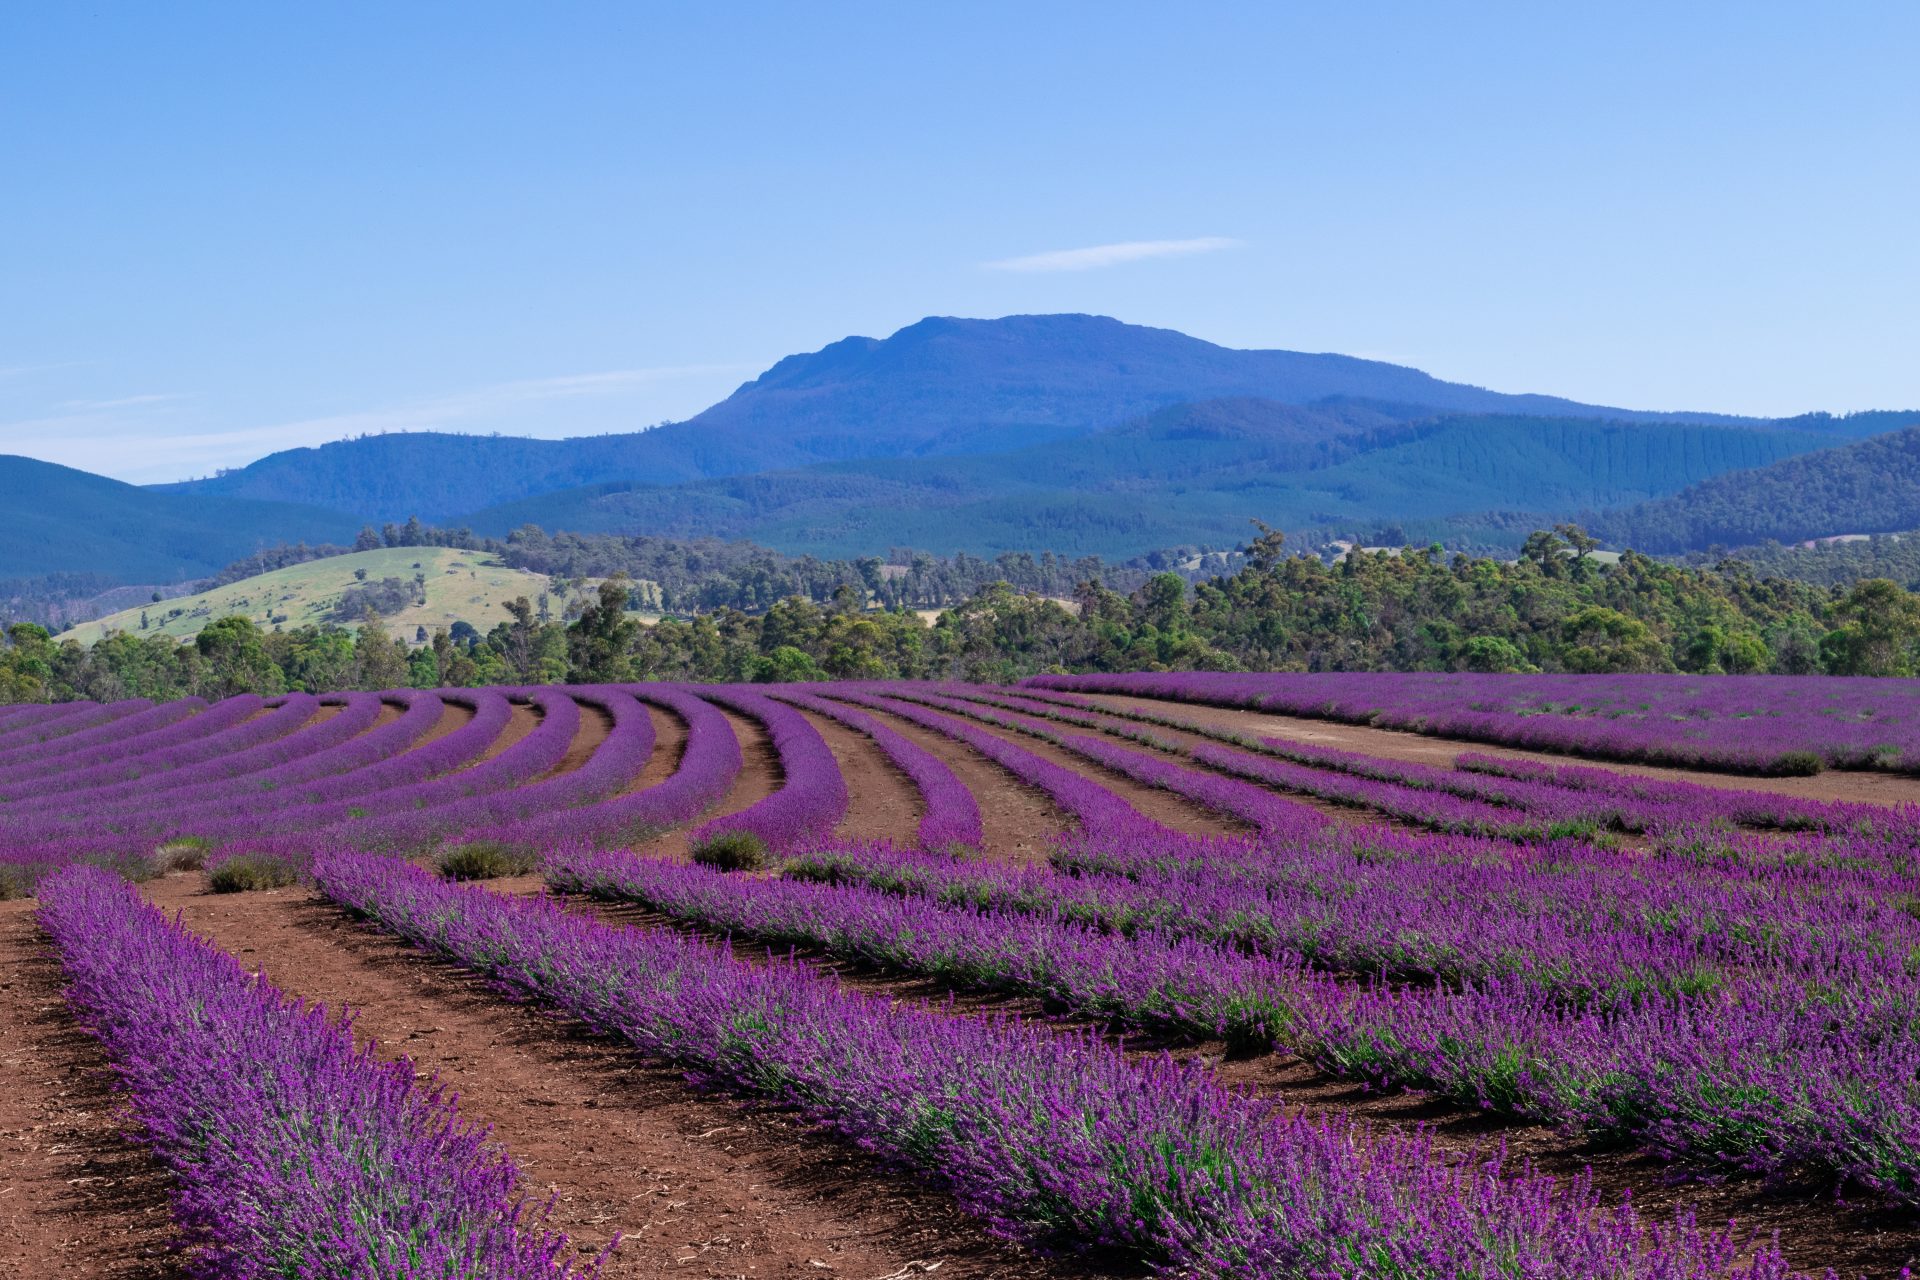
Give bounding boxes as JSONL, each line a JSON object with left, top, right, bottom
{"left": 825, "top": 700, "right": 1070, "bottom": 865}
{"left": 793, "top": 708, "right": 924, "bottom": 845}
{"left": 138, "top": 876, "right": 1103, "bottom": 1280}
{"left": 1084, "top": 693, "right": 1920, "bottom": 809}
{"left": 416, "top": 696, "right": 476, "bottom": 747}
{"left": 0, "top": 902, "right": 183, "bottom": 1278}
{"left": 623, "top": 702, "right": 688, "bottom": 797}
{"left": 962, "top": 692, "right": 1403, "bottom": 832}
{"left": 476, "top": 701, "right": 541, "bottom": 763}
{"left": 308, "top": 702, "right": 346, "bottom": 723}
{"left": 878, "top": 696, "right": 1251, "bottom": 839}
{"left": 543, "top": 701, "right": 614, "bottom": 780}
{"left": 1220, "top": 1053, "right": 1917, "bottom": 1279}
{"left": 368, "top": 699, "right": 405, "bottom": 729}
{"left": 635, "top": 708, "right": 780, "bottom": 861}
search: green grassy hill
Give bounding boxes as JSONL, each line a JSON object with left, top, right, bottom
{"left": 59, "top": 547, "right": 650, "bottom": 646}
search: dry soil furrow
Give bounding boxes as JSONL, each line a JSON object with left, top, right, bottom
{"left": 793, "top": 707, "right": 924, "bottom": 846}
{"left": 543, "top": 699, "right": 615, "bottom": 780}
{"left": 0, "top": 902, "right": 183, "bottom": 1279}
{"left": 623, "top": 700, "right": 688, "bottom": 796}
{"left": 633, "top": 706, "right": 779, "bottom": 860}
{"left": 142, "top": 876, "right": 1101, "bottom": 1280}
{"left": 824, "top": 701, "right": 1069, "bottom": 864}
{"left": 474, "top": 699, "right": 541, "bottom": 762}
{"left": 1083, "top": 692, "right": 1920, "bottom": 808}
{"left": 868, "top": 695, "right": 1251, "bottom": 839}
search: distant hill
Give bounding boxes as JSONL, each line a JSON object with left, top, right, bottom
{"left": 159, "top": 313, "right": 1764, "bottom": 524}
{"left": 0, "top": 455, "right": 359, "bottom": 582}
{"left": 463, "top": 399, "right": 1839, "bottom": 558}
{"left": 59, "top": 546, "right": 646, "bottom": 647}
{"left": 1596, "top": 422, "right": 1920, "bottom": 552}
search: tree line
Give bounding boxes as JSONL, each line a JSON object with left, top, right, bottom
{"left": 11, "top": 525, "right": 1920, "bottom": 703}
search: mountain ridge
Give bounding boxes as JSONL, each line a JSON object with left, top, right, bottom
{"left": 5, "top": 314, "right": 1916, "bottom": 586}
{"left": 158, "top": 313, "right": 1768, "bottom": 523}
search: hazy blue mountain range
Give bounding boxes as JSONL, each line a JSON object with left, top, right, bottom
{"left": 0, "top": 455, "right": 360, "bottom": 583}
{"left": 162, "top": 313, "right": 1771, "bottom": 523}
{"left": 461, "top": 400, "right": 1844, "bottom": 558}
{"left": 5, "top": 314, "right": 1917, "bottom": 585}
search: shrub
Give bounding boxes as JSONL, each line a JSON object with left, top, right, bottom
{"left": 153, "top": 837, "right": 213, "bottom": 872}
{"left": 436, "top": 840, "right": 536, "bottom": 881}
{"left": 690, "top": 830, "right": 768, "bottom": 872}
{"left": 1766, "top": 750, "right": 1825, "bottom": 777}
{"left": 0, "top": 864, "right": 37, "bottom": 901}
{"left": 209, "top": 852, "right": 303, "bottom": 893}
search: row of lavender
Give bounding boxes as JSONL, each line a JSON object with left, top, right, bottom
{"left": 625, "top": 684, "right": 1920, "bottom": 1204}
{"left": 319, "top": 851, "right": 1793, "bottom": 1279}
{"left": 0, "top": 674, "right": 992, "bottom": 894}
{"left": 1026, "top": 670, "right": 1920, "bottom": 774}
{"left": 0, "top": 683, "right": 755, "bottom": 890}
{"left": 37, "top": 865, "right": 597, "bottom": 1277}
{"left": 924, "top": 682, "right": 1920, "bottom": 843}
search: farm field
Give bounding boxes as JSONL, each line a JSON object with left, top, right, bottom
{"left": 57, "top": 546, "right": 658, "bottom": 647}
{"left": 3, "top": 676, "right": 1919, "bottom": 1276}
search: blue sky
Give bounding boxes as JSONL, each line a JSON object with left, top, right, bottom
{"left": 3, "top": 2, "right": 1916, "bottom": 482}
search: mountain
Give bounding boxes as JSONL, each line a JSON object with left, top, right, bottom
{"left": 0, "top": 455, "right": 360, "bottom": 583}
{"left": 160, "top": 314, "right": 1764, "bottom": 523}
{"left": 10, "top": 314, "right": 1912, "bottom": 583}
{"left": 1596, "top": 422, "right": 1920, "bottom": 552}
{"left": 462, "top": 399, "right": 1839, "bottom": 559}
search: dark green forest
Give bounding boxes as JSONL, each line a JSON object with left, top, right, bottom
{"left": 12, "top": 524, "right": 1920, "bottom": 704}
{"left": 1597, "top": 424, "right": 1920, "bottom": 551}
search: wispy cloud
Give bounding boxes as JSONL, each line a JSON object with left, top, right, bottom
{"left": 0, "top": 364, "right": 754, "bottom": 483}
{"left": 983, "top": 236, "right": 1244, "bottom": 273}
{"left": 56, "top": 392, "right": 184, "bottom": 412}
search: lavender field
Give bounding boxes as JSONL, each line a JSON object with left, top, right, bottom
{"left": 8, "top": 674, "right": 1919, "bottom": 1277}
{"left": 1027, "top": 671, "right": 1920, "bottom": 774}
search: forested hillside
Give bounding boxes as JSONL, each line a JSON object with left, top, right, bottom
{"left": 461, "top": 402, "right": 1837, "bottom": 557}
{"left": 1597, "top": 424, "right": 1920, "bottom": 551}
{"left": 1710, "top": 533, "right": 1920, "bottom": 588}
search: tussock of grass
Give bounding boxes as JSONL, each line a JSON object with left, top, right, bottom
{"left": 1767, "top": 750, "right": 1825, "bottom": 777}
{"left": 209, "top": 852, "right": 303, "bottom": 893}
{"left": 154, "top": 837, "right": 213, "bottom": 872}
{"left": 436, "top": 840, "right": 536, "bottom": 881}
{"left": 690, "top": 830, "right": 768, "bottom": 872}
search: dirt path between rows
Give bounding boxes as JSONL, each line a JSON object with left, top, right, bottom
{"left": 794, "top": 709, "right": 924, "bottom": 846}
{"left": 416, "top": 695, "right": 475, "bottom": 747}
{"left": 826, "top": 703, "right": 1069, "bottom": 864}
{"left": 543, "top": 700, "right": 614, "bottom": 779}
{"left": 955, "top": 691, "right": 1406, "bottom": 833}
{"left": 1084, "top": 693, "right": 1920, "bottom": 808}
{"left": 623, "top": 701, "right": 687, "bottom": 796}
{"left": 475, "top": 700, "right": 541, "bottom": 763}
{"left": 0, "top": 902, "right": 182, "bottom": 1279}
{"left": 630, "top": 707, "right": 779, "bottom": 861}
{"left": 142, "top": 876, "right": 1102, "bottom": 1280}
{"left": 870, "top": 697, "right": 1251, "bottom": 840}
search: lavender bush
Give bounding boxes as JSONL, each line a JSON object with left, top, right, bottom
{"left": 37, "top": 865, "right": 597, "bottom": 1277}
{"left": 317, "top": 852, "right": 1791, "bottom": 1278}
